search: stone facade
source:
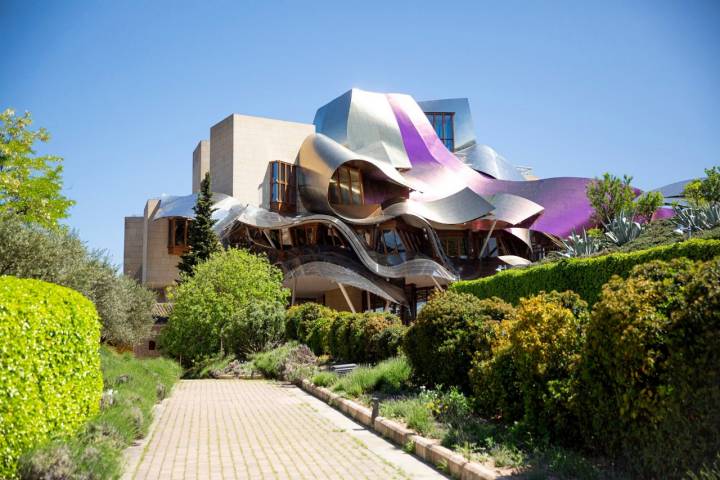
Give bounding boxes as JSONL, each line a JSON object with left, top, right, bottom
{"left": 192, "top": 140, "right": 210, "bottom": 193}
{"left": 209, "top": 114, "right": 314, "bottom": 208}
{"left": 123, "top": 216, "right": 144, "bottom": 281}
{"left": 125, "top": 113, "right": 315, "bottom": 304}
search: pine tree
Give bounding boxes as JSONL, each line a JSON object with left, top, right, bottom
{"left": 178, "top": 172, "right": 221, "bottom": 276}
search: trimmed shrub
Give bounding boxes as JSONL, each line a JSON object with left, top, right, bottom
{"left": 320, "top": 310, "right": 405, "bottom": 363}
{"left": 0, "top": 216, "right": 155, "bottom": 347}
{"left": 18, "top": 346, "right": 181, "bottom": 480}
{"left": 306, "top": 315, "right": 333, "bottom": 355}
{"left": 509, "top": 291, "right": 588, "bottom": 440}
{"left": 0, "top": 276, "right": 103, "bottom": 478}
{"left": 452, "top": 238, "right": 720, "bottom": 306}
{"left": 578, "top": 257, "right": 720, "bottom": 477}
{"left": 327, "top": 311, "right": 354, "bottom": 361}
{"left": 160, "top": 249, "right": 289, "bottom": 366}
{"left": 471, "top": 291, "right": 589, "bottom": 439}
{"left": 403, "top": 290, "right": 514, "bottom": 391}
{"left": 470, "top": 339, "right": 523, "bottom": 422}
{"left": 285, "top": 302, "right": 333, "bottom": 343}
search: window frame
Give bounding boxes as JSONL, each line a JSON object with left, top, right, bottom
{"left": 328, "top": 165, "right": 364, "bottom": 206}
{"left": 269, "top": 160, "right": 297, "bottom": 213}
{"left": 167, "top": 217, "right": 190, "bottom": 255}
{"left": 425, "top": 112, "right": 455, "bottom": 151}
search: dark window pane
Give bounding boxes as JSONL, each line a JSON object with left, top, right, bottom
{"left": 174, "top": 220, "right": 185, "bottom": 246}
{"left": 339, "top": 167, "right": 351, "bottom": 204}
{"left": 272, "top": 162, "right": 279, "bottom": 181}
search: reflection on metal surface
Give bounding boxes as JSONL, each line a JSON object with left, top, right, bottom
{"left": 315, "top": 89, "right": 411, "bottom": 169}
{"left": 498, "top": 255, "right": 532, "bottom": 267}
{"left": 284, "top": 261, "right": 407, "bottom": 305}
{"left": 456, "top": 143, "right": 526, "bottom": 181}
{"left": 152, "top": 193, "right": 243, "bottom": 232}
{"left": 145, "top": 87, "right": 679, "bottom": 297}
{"left": 220, "top": 204, "right": 459, "bottom": 282}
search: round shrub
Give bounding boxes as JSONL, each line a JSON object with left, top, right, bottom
{"left": 372, "top": 322, "right": 406, "bottom": 362}
{"left": 285, "top": 302, "right": 332, "bottom": 343}
{"left": 306, "top": 315, "right": 333, "bottom": 355}
{"left": 579, "top": 257, "right": 719, "bottom": 477}
{"left": 323, "top": 310, "right": 405, "bottom": 363}
{"left": 328, "top": 311, "right": 354, "bottom": 361}
{"left": 0, "top": 276, "right": 103, "bottom": 478}
{"left": 403, "top": 290, "right": 514, "bottom": 391}
{"left": 159, "top": 249, "right": 288, "bottom": 366}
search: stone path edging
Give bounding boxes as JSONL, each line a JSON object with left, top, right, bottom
{"left": 299, "top": 379, "right": 498, "bottom": 480}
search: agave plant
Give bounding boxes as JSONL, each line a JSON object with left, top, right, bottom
{"left": 559, "top": 229, "right": 604, "bottom": 258}
{"left": 603, "top": 211, "right": 643, "bottom": 246}
{"left": 673, "top": 203, "right": 720, "bottom": 236}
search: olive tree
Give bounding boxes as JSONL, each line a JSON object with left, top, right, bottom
{"left": 0, "top": 214, "right": 154, "bottom": 346}
{"left": 159, "top": 248, "right": 289, "bottom": 366}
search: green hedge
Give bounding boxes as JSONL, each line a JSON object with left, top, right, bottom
{"left": 0, "top": 276, "right": 103, "bottom": 478}
{"left": 578, "top": 258, "right": 720, "bottom": 477}
{"left": 284, "top": 303, "right": 405, "bottom": 363}
{"left": 451, "top": 239, "right": 720, "bottom": 305}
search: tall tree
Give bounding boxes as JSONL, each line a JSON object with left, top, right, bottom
{"left": 683, "top": 165, "right": 720, "bottom": 207}
{"left": 177, "top": 172, "right": 221, "bottom": 276}
{"left": 0, "top": 108, "right": 75, "bottom": 228}
{"left": 586, "top": 173, "right": 636, "bottom": 224}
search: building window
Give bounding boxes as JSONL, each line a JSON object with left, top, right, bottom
{"left": 148, "top": 340, "right": 156, "bottom": 351}
{"left": 440, "top": 234, "right": 468, "bottom": 259}
{"left": 425, "top": 112, "right": 455, "bottom": 151}
{"left": 167, "top": 218, "right": 190, "bottom": 255}
{"left": 270, "top": 161, "right": 297, "bottom": 213}
{"left": 329, "top": 166, "right": 363, "bottom": 206}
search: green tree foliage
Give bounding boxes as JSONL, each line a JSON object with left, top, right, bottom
{"left": 178, "top": 172, "right": 221, "bottom": 276}
{"left": 0, "top": 277, "right": 102, "bottom": 478}
{"left": 586, "top": 172, "right": 636, "bottom": 224}
{"left": 160, "top": 248, "right": 289, "bottom": 366}
{"left": 403, "top": 290, "right": 514, "bottom": 391}
{"left": 451, "top": 238, "right": 720, "bottom": 306}
{"left": 634, "top": 190, "right": 664, "bottom": 223}
{"left": 0, "top": 215, "right": 154, "bottom": 346}
{"left": 683, "top": 166, "right": 720, "bottom": 207}
{"left": 0, "top": 109, "right": 74, "bottom": 229}
{"left": 578, "top": 258, "right": 720, "bottom": 477}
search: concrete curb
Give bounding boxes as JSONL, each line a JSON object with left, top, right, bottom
{"left": 298, "top": 379, "right": 498, "bottom": 480}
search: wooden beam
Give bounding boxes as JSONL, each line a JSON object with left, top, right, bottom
{"left": 479, "top": 220, "right": 498, "bottom": 258}
{"left": 337, "top": 283, "right": 356, "bottom": 313}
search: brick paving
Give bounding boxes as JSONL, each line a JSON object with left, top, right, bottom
{"left": 123, "top": 380, "right": 445, "bottom": 480}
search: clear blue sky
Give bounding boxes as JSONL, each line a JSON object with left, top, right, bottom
{"left": 2, "top": 0, "right": 719, "bottom": 265}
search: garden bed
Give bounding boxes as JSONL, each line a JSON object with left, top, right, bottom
{"left": 301, "top": 358, "right": 616, "bottom": 479}
{"left": 17, "top": 347, "right": 182, "bottom": 479}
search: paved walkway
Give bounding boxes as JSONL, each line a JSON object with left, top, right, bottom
{"left": 123, "top": 380, "right": 446, "bottom": 480}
